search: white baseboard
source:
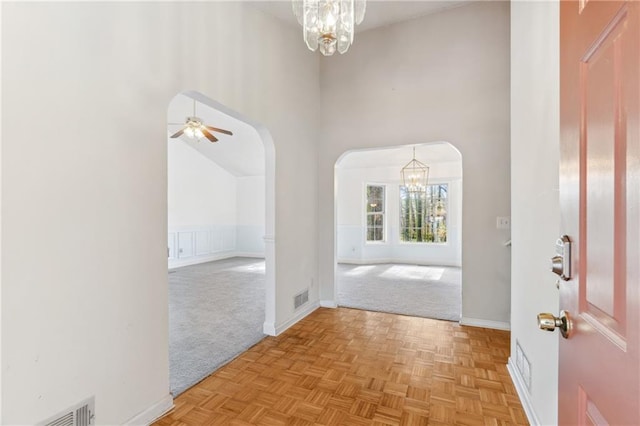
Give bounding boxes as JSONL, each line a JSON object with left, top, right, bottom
{"left": 320, "top": 300, "right": 337, "bottom": 308}
{"left": 233, "top": 252, "right": 265, "bottom": 259}
{"left": 263, "top": 321, "right": 276, "bottom": 336}
{"left": 337, "top": 258, "right": 461, "bottom": 267}
{"left": 507, "top": 358, "right": 540, "bottom": 425}
{"left": 123, "top": 394, "right": 174, "bottom": 426}
{"left": 459, "top": 317, "right": 510, "bottom": 330}
{"left": 169, "top": 252, "right": 264, "bottom": 269}
{"left": 274, "top": 301, "right": 320, "bottom": 335}
{"left": 169, "top": 252, "right": 235, "bottom": 269}
{"left": 337, "top": 258, "right": 393, "bottom": 265}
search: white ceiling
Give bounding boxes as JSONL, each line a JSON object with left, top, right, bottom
{"left": 246, "top": 0, "right": 470, "bottom": 33}
{"left": 336, "top": 142, "right": 461, "bottom": 169}
{"left": 168, "top": 94, "right": 264, "bottom": 177}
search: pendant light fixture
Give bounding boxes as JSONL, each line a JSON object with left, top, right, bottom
{"left": 292, "top": 0, "right": 366, "bottom": 56}
{"left": 401, "top": 147, "right": 429, "bottom": 192}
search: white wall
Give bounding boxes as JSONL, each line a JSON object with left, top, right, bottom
{"left": 336, "top": 161, "right": 462, "bottom": 266}
{"left": 318, "top": 1, "right": 512, "bottom": 326}
{"left": 168, "top": 139, "right": 237, "bottom": 228}
{"left": 167, "top": 139, "right": 265, "bottom": 267}
{"left": 236, "top": 176, "right": 266, "bottom": 255}
{"left": 1, "top": 2, "right": 319, "bottom": 424}
{"left": 510, "top": 2, "right": 560, "bottom": 425}
{"left": 167, "top": 139, "right": 238, "bottom": 268}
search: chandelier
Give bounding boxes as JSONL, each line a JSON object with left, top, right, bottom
{"left": 292, "top": 0, "right": 366, "bottom": 56}
{"left": 401, "top": 147, "right": 429, "bottom": 192}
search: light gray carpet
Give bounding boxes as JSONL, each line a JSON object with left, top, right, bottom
{"left": 169, "top": 257, "right": 266, "bottom": 396}
{"left": 336, "top": 263, "right": 461, "bottom": 321}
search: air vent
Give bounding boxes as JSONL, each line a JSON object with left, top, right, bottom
{"left": 294, "top": 289, "right": 309, "bottom": 309}
{"left": 41, "top": 397, "right": 95, "bottom": 426}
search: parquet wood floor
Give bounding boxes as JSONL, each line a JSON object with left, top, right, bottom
{"left": 154, "top": 308, "right": 528, "bottom": 426}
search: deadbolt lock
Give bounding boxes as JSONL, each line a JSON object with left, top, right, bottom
{"left": 537, "top": 310, "right": 573, "bottom": 339}
{"left": 551, "top": 235, "right": 572, "bottom": 281}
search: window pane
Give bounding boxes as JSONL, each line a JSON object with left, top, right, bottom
{"left": 399, "top": 183, "right": 448, "bottom": 243}
{"left": 367, "top": 202, "right": 382, "bottom": 213}
{"left": 366, "top": 185, "right": 384, "bottom": 213}
{"left": 367, "top": 228, "right": 374, "bottom": 241}
{"left": 366, "top": 185, "right": 385, "bottom": 242}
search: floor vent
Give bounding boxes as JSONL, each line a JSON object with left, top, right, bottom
{"left": 294, "top": 289, "right": 309, "bottom": 309}
{"left": 41, "top": 397, "right": 95, "bottom": 426}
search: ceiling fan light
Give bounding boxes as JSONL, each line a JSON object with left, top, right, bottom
{"left": 170, "top": 99, "right": 233, "bottom": 144}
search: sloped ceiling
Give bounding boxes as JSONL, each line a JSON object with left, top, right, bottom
{"left": 168, "top": 94, "right": 265, "bottom": 177}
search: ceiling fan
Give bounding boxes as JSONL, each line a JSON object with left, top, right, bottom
{"left": 169, "top": 99, "right": 233, "bottom": 143}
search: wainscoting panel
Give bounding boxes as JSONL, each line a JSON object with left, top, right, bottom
{"left": 177, "top": 232, "right": 194, "bottom": 258}
{"left": 195, "top": 231, "right": 210, "bottom": 256}
{"left": 222, "top": 226, "right": 236, "bottom": 251}
{"left": 169, "top": 226, "right": 253, "bottom": 269}
{"left": 210, "top": 228, "right": 224, "bottom": 253}
{"left": 168, "top": 233, "right": 177, "bottom": 259}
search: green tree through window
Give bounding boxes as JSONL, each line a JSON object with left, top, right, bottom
{"left": 366, "top": 185, "right": 385, "bottom": 241}
{"left": 400, "top": 184, "right": 448, "bottom": 243}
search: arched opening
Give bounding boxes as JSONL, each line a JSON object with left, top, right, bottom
{"left": 166, "top": 91, "right": 276, "bottom": 396}
{"left": 334, "top": 142, "right": 462, "bottom": 320}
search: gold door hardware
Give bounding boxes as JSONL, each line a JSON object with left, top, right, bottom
{"left": 537, "top": 310, "right": 573, "bottom": 339}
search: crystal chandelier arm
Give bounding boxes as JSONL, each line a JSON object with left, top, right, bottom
{"left": 293, "top": 0, "right": 365, "bottom": 56}
{"left": 355, "top": 0, "right": 365, "bottom": 24}
{"left": 292, "top": 0, "right": 304, "bottom": 24}
{"left": 303, "top": 0, "right": 320, "bottom": 51}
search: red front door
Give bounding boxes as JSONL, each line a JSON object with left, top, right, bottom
{"left": 560, "top": 0, "right": 640, "bottom": 424}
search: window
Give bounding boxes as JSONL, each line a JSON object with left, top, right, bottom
{"left": 400, "top": 184, "right": 448, "bottom": 243}
{"left": 366, "top": 185, "right": 385, "bottom": 242}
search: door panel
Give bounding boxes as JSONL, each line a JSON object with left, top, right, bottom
{"left": 581, "top": 4, "right": 627, "bottom": 341}
{"left": 560, "top": 0, "right": 639, "bottom": 424}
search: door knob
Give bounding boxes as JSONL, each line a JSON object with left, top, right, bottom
{"left": 537, "top": 310, "right": 573, "bottom": 339}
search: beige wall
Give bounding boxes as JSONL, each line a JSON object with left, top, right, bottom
{"left": 1, "top": 2, "right": 319, "bottom": 423}
{"left": 318, "top": 1, "right": 512, "bottom": 326}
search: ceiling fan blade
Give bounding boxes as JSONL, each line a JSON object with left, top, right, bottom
{"left": 201, "top": 129, "right": 219, "bottom": 143}
{"left": 170, "top": 128, "right": 186, "bottom": 138}
{"left": 204, "top": 126, "right": 233, "bottom": 136}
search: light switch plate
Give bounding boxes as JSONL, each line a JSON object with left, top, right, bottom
{"left": 496, "top": 216, "right": 511, "bottom": 229}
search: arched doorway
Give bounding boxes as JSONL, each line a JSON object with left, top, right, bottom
{"left": 166, "top": 91, "right": 276, "bottom": 395}
{"left": 334, "top": 142, "right": 463, "bottom": 320}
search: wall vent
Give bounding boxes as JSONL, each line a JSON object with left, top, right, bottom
{"left": 294, "top": 289, "right": 309, "bottom": 309}
{"left": 41, "top": 397, "right": 95, "bottom": 426}
{"left": 515, "top": 340, "right": 532, "bottom": 390}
